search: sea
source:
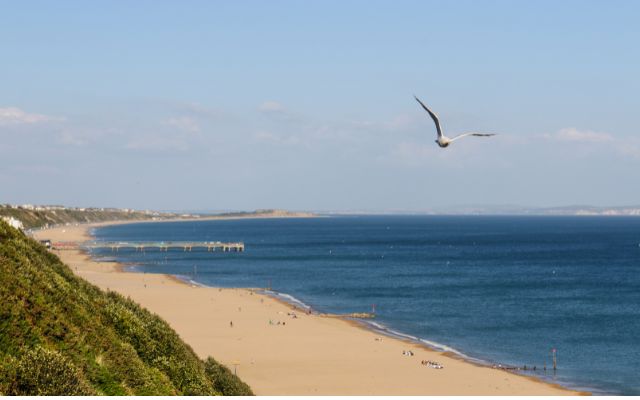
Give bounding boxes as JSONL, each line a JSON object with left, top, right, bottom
{"left": 89, "top": 215, "right": 640, "bottom": 395}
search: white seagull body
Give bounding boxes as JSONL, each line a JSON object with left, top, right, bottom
{"left": 414, "top": 96, "right": 496, "bottom": 148}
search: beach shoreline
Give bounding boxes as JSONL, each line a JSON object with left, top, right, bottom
{"left": 32, "top": 219, "right": 586, "bottom": 395}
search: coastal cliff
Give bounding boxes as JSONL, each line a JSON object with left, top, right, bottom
{"left": 0, "top": 220, "right": 252, "bottom": 395}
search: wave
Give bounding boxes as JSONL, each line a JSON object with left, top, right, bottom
{"left": 255, "top": 289, "right": 486, "bottom": 367}
{"left": 87, "top": 250, "right": 606, "bottom": 394}
{"left": 172, "top": 274, "right": 210, "bottom": 288}
{"left": 260, "top": 290, "right": 313, "bottom": 311}
{"left": 92, "top": 256, "right": 119, "bottom": 263}
{"left": 161, "top": 274, "right": 484, "bottom": 366}
{"left": 360, "top": 320, "right": 481, "bottom": 363}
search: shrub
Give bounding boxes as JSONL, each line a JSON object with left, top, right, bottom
{"left": 205, "top": 357, "right": 254, "bottom": 396}
{"left": 12, "top": 347, "right": 94, "bottom": 395}
{"left": 0, "top": 220, "right": 253, "bottom": 395}
{"left": 0, "top": 354, "right": 17, "bottom": 395}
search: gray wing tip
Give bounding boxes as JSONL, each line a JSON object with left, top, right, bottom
{"left": 413, "top": 95, "right": 428, "bottom": 108}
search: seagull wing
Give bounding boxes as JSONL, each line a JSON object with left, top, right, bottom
{"left": 449, "top": 132, "right": 497, "bottom": 142}
{"left": 414, "top": 95, "right": 442, "bottom": 138}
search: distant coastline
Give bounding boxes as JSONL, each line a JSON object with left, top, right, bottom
{"left": 5, "top": 202, "right": 640, "bottom": 233}
{"left": 320, "top": 205, "right": 640, "bottom": 216}
{"left": 1, "top": 204, "right": 318, "bottom": 231}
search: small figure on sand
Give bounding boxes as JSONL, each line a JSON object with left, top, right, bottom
{"left": 422, "top": 360, "right": 443, "bottom": 369}
{"left": 230, "top": 321, "right": 233, "bottom": 328}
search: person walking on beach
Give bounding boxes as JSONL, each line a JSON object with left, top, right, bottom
{"left": 230, "top": 321, "right": 233, "bottom": 328}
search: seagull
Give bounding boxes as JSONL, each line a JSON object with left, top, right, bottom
{"left": 414, "top": 95, "right": 496, "bottom": 148}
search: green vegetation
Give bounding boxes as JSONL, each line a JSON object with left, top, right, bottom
{"left": 218, "top": 209, "right": 314, "bottom": 218}
{"left": 0, "top": 204, "right": 314, "bottom": 231}
{"left": 0, "top": 205, "right": 177, "bottom": 230}
{"left": 0, "top": 220, "right": 252, "bottom": 395}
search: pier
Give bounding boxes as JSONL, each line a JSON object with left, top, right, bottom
{"left": 51, "top": 241, "right": 245, "bottom": 252}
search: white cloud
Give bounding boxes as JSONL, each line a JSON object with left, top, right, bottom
{"left": 164, "top": 116, "right": 200, "bottom": 133}
{"left": 545, "top": 127, "right": 614, "bottom": 143}
{"left": 253, "top": 130, "right": 279, "bottom": 142}
{"left": 539, "top": 127, "right": 640, "bottom": 160}
{"left": 252, "top": 130, "right": 301, "bottom": 146}
{"left": 58, "top": 131, "right": 88, "bottom": 146}
{"left": 383, "top": 114, "right": 420, "bottom": 132}
{"left": 258, "top": 101, "right": 285, "bottom": 113}
{"left": 177, "top": 102, "right": 231, "bottom": 120}
{"left": 0, "top": 107, "right": 63, "bottom": 125}
{"left": 616, "top": 142, "right": 640, "bottom": 159}
{"left": 125, "top": 137, "right": 189, "bottom": 152}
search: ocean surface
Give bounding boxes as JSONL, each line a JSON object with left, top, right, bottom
{"left": 90, "top": 216, "right": 640, "bottom": 395}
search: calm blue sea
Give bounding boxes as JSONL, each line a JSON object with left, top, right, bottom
{"left": 90, "top": 216, "right": 640, "bottom": 395}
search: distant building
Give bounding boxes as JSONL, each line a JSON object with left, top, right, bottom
{"left": 1, "top": 216, "right": 24, "bottom": 230}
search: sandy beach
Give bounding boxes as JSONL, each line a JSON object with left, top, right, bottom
{"left": 33, "top": 221, "right": 583, "bottom": 395}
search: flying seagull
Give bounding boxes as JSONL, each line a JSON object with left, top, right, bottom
{"left": 414, "top": 95, "right": 496, "bottom": 148}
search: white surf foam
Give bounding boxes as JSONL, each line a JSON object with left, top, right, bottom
{"left": 359, "top": 319, "right": 483, "bottom": 364}
{"left": 261, "top": 290, "right": 313, "bottom": 310}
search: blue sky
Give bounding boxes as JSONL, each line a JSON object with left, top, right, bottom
{"left": 1, "top": 1, "right": 639, "bottom": 211}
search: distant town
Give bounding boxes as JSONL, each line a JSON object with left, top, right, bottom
{"left": 0, "top": 204, "right": 195, "bottom": 231}
{"left": 0, "top": 204, "right": 315, "bottom": 231}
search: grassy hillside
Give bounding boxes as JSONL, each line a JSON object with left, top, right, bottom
{"left": 0, "top": 220, "right": 252, "bottom": 396}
